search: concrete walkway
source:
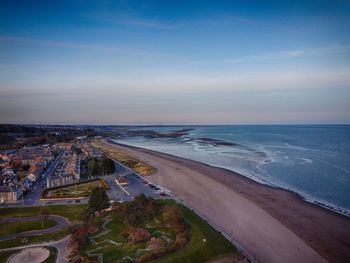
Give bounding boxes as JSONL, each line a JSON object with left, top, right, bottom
{"left": 0, "top": 235, "right": 71, "bottom": 263}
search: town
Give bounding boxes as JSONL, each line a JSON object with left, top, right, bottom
{"left": 0, "top": 125, "right": 241, "bottom": 263}
{"left": 0, "top": 134, "right": 169, "bottom": 207}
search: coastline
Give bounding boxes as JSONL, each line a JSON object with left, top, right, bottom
{"left": 105, "top": 139, "right": 350, "bottom": 263}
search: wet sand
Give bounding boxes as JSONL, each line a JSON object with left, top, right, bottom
{"left": 105, "top": 140, "right": 350, "bottom": 263}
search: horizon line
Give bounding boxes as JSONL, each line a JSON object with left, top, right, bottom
{"left": 1, "top": 123, "right": 350, "bottom": 127}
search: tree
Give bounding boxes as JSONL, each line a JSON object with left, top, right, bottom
{"left": 88, "top": 159, "right": 101, "bottom": 176}
{"left": 102, "top": 158, "right": 115, "bottom": 174}
{"left": 39, "top": 207, "right": 49, "bottom": 229}
{"left": 88, "top": 187, "right": 109, "bottom": 212}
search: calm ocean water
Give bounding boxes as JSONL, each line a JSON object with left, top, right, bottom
{"left": 112, "top": 125, "right": 350, "bottom": 216}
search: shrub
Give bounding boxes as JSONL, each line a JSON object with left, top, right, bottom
{"left": 121, "top": 227, "right": 151, "bottom": 244}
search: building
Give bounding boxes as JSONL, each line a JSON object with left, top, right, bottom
{"left": 55, "top": 142, "right": 73, "bottom": 150}
{"left": 76, "top": 135, "right": 87, "bottom": 141}
{"left": 47, "top": 173, "right": 77, "bottom": 188}
{"left": 0, "top": 184, "right": 23, "bottom": 203}
{"left": 27, "top": 167, "right": 42, "bottom": 182}
{"left": 11, "top": 147, "right": 53, "bottom": 166}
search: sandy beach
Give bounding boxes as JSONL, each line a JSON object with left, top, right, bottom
{"left": 105, "top": 140, "right": 350, "bottom": 263}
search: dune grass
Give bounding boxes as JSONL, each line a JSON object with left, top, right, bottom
{"left": 91, "top": 139, "right": 157, "bottom": 176}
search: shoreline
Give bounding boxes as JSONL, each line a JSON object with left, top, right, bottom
{"left": 106, "top": 139, "right": 350, "bottom": 263}
{"left": 111, "top": 139, "right": 350, "bottom": 218}
{"left": 108, "top": 139, "right": 349, "bottom": 218}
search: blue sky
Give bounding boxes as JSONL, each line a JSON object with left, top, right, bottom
{"left": 1, "top": 0, "right": 350, "bottom": 124}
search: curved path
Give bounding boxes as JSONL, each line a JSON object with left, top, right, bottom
{"left": 0, "top": 215, "right": 70, "bottom": 241}
{"left": 0, "top": 235, "right": 71, "bottom": 263}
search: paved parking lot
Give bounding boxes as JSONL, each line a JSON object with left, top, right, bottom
{"left": 108, "top": 161, "right": 172, "bottom": 202}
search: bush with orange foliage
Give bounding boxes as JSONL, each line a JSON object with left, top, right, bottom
{"left": 121, "top": 227, "right": 151, "bottom": 244}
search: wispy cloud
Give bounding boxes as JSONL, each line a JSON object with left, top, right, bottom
{"left": 2, "top": 67, "right": 349, "bottom": 98}
{"left": 194, "top": 45, "right": 350, "bottom": 64}
{"left": 0, "top": 35, "right": 174, "bottom": 59}
{"left": 0, "top": 35, "right": 135, "bottom": 53}
{"left": 202, "top": 15, "right": 264, "bottom": 27}
{"left": 95, "top": 15, "right": 178, "bottom": 30}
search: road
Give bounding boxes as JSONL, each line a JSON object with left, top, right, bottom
{"left": 3, "top": 152, "right": 63, "bottom": 207}
{"left": 0, "top": 215, "right": 70, "bottom": 241}
{"left": 105, "top": 174, "right": 133, "bottom": 202}
{"left": 0, "top": 213, "right": 71, "bottom": 263}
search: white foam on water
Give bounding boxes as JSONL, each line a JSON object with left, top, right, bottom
{"left": 112, "top": 130, "right": 350, "bottom": 218}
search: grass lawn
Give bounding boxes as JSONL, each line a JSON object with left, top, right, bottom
{"left": 81, "top": 199, "right": 241, "bottom": 263}
{"left": 43, "top": 246, "right": 58, "bottom": 263}
{"left": 0, "top": 250, "right": 17, "bottom": 262}
{"left": 0, "top": 227, "right": 69, "bottom": 249}
{"left": 44, "top": 180, "right": 108, "bottom": 198}
{"left": 83, "top": 215, "right": 152, "bottom": 262}
{"left": 0, "top": 219, "right": 56, "bottom": 236}
{"left": 0, "top": 205, "right": 87, "bottom": 249}
{"left": 91, "top": 139, "right": 157, "bottom": 176}
{"left": 0, "top": 204, "right": 87, "bottom": 222}
{"left": 152, "top": 200, "right": 242, "bottom": 263}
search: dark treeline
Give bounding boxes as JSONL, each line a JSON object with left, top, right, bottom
{"left": 0, "top": 124, "right": 97, "bottom": 149}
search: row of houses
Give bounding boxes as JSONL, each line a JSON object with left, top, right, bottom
{"left": 0, "top": 145, "right": 56, "bottom": 203}
{"left": 1, "top": 140, "right": 96, "bottom": 202}
{"left": 47, "top": 148, "right": 81, "bottom": 188}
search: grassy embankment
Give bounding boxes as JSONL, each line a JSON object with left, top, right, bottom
{"left": 80, "top": 198, "right": 241, "bottom": 263}
{"left": 153, "top": 200, "right": 242, "bottom": 263}
{"left": 0, "top": 205, "right": 87, "bottom": 249}
{"left": 91, "top": 139, "right": 157, "bottom": 176}
{"left": 42, "top": 179, "right": 109, "bottom": 199}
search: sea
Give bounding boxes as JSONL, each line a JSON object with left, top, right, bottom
{"left": 109, "top": 125, "right": 350, "bottom": 216}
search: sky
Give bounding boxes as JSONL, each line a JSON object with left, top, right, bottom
{"left": 0, "top": 0, "right": 350, "bottom": 125}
